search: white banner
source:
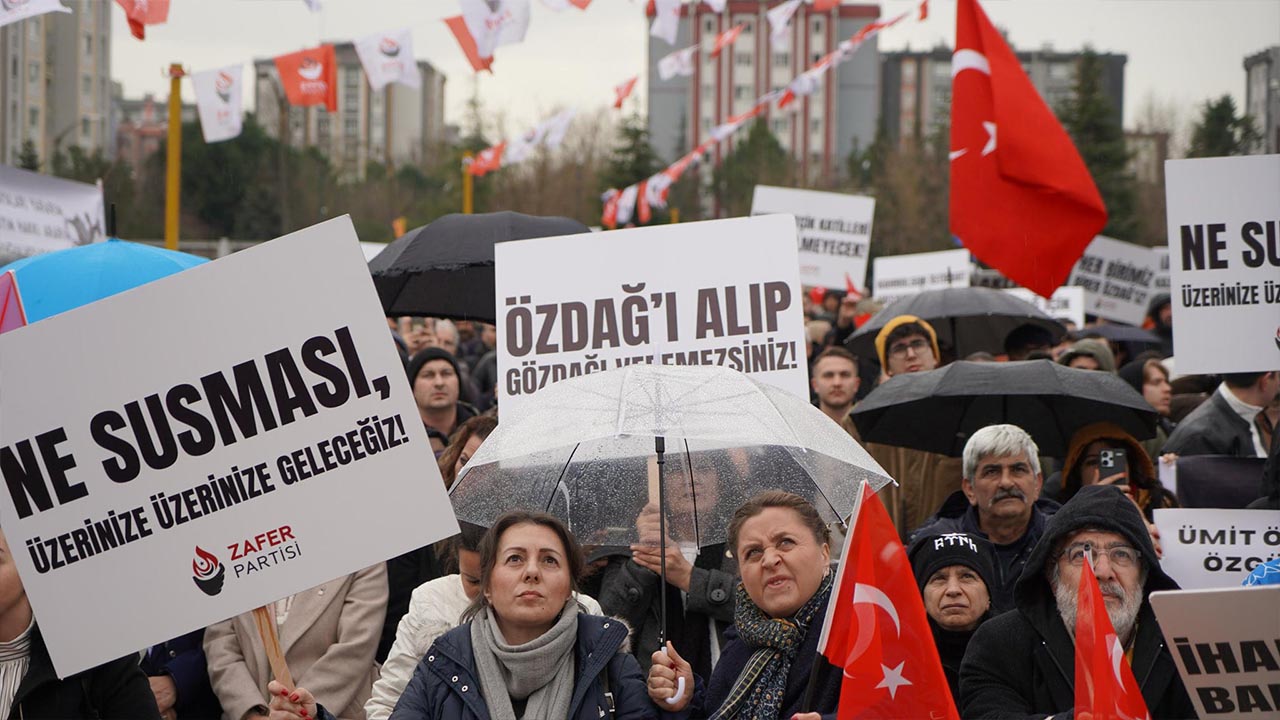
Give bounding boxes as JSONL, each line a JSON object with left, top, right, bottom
{"left": 1165, "top": 154, "right": 1280, "bottom": 375}
{"left": 870, "top": 249, "right": 971, "bottom": 303}
{"left": 649, "top": 0, "right": 681, "bottom": 45}
{"left": 751, "top": 186, "right": 874, "bottom": 293}
{"left": 0, "top": 0, "right": 69, "bottom": 30}
{"left": 1150, "top": 585, "right": 1280, "bottom": 719}
{"left": 1066, "top": 235, "right": 1161, "bottom": 325}
{"left": 1151, "top": 246, "right": 1170, "bottom": 296}
{"left": 495, "top": 215, "right": 809, "bottom": 417}
{"left": 354, "top": 28, "right": 420, "bottom": 92}
{"left": 1003, "top": 286, "right": 1086, "bottom": 329}
{"left": 460, "top": 0, "right": 530, "bottom": 58}
{"left": 0, "top": 216, "right": 457, "bottom": 676}
{"left": 0, "top": 165, "right": 104, "bottom": 266}
{"left": 1153, "top": 509, "right": 1280, "bottom": 589}
{"left": 191, "top": 64, "right": 244, "bottom": 144}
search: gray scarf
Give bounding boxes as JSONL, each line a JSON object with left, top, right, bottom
{"left": 470, "top": 600, "right": 579, "bottom": 720}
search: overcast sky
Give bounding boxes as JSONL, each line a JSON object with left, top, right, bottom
{"left": 110, "top": 0, "right": 1279, "bottom": 140}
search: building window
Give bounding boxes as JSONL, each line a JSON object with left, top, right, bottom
{"left": 82, "top": 117, "right": 91, "bottom": 138}
{"left": 82, "top": 75, "right": 91, "bottom": 96}
{"left": 811, "top": 118, "right": 821, "bottom": 132}
{"left": 774, "top": 52, "right": 790, "bottom": 67}
{"left": 812, "top": 53, "right": 822, "bottom": 64}
{"left": 28, "top": 107, "right": 38, "bottom": 129}
{"left": 771, "top": 117, "right": 788, "bottom": 133}
{"left": 734, "top": 52, "right": 751, "bottom": 66}
{"left": 742, "top": 21, "right": 753, "bottom": 33}
{"left": 704, "top": 18, "right": 715, "bottom": 34}
{"left": 28, "top": 62, "right": 38, "bottom": 82}
{"left": 9, "top": 57, "right": 16, "bottom": 80}
{"left": 1049, "top": 62, "right": 1073, "bottom": 81}
{"left": 813, "top": 18, "right": 823, "bottom": 33}
{"left": 27, "top": 23, "right": 38, "bottom": 42}
{"left": 734, "top": 84, "right": 751, "bottom": 99}
{"left": 84, "top": 33, "right": 92, "bottom": 56}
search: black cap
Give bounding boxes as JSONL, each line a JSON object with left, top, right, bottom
{"left": 407, "top": 346, "right": 461, "bottom": 384}
{"left": 909, "top": 532, "right": 996, "bottom": 593}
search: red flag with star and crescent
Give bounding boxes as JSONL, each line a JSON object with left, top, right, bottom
{"left": 949, "top": 0, "right": 1106, "bottom": 298}
{"left": 818, "top": 482, "right": 959, "bottom": 720}
{"left": 1075, "top": 559, "right": 1151, "bottom": 720}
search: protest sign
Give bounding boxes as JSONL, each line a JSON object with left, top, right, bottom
{"left": 1002, "top": 286, "right": 1085, "bottom": 329}
{"left": 0, "top": 164, "right": 104, "bottom": 266}
{"left": 1066, "top": 235, "right": 1160, "bottom": 325}
{"left": 495, "top": 215, "right": 809, "bottom": 417}
{"left": 1150, "top": 585, "right": 1280, "bottom": 718}
{"left": 1151, "top": 246, "right": 1170, "bottom": 295}
{"left": 1153, "top": 509, "right": 1280, "bottom": 589}
{"left": 871, "top": 249, "right": 971, "bottom": 303}
{"left": 0, "top": 216, "right": 456, "bottom": 677}
{"left": 750, "top": 185, "right": 874, "bottom": 292}
{"left": 1165, "top": 154, "right": 1280, "bottom": 375}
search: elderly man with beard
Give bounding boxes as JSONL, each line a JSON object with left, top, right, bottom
{"left": 958, "top": 485, "right": 1195, "bottom": 719}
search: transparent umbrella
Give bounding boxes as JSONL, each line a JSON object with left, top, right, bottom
{"left": 450, "top": 364, "right": 893, "bottom": 699}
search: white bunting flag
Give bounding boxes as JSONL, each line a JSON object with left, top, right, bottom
{"left": 615, "top": 184, "right": 640, "bottom": 226}
{"left": 0, "top": 0, "right": 70, "bottom": 30}
{"left": 650, "top": 0, "right": 682, "bottom": 45}
{"left": 460, "top": 0, "right": 531, "bottom": 59}
{"left": 504, "top": 108, "right": 577, "bottom": 165}
{"left": 767, "top": 0, "right": 802, "bottom": 51}
{"left": 657, "top": 46, "right": 698, "bottom": 81}
{"left": 302, "top": 0, "right": 322, "bottom": 11}
{"left": 354, "top": 28, "right": 420, "bottom": 91}
{"left": 703, "top": 0, "right": 726, "bottom": 11}
{"left": 191, "top": 65, "right": 244, "bottom": 144}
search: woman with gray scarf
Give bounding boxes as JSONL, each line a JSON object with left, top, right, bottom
{"left": 269, "top": 511, "right": 656, "bottom": 720}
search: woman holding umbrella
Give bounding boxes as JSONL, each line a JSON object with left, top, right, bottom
{"left": 268, "top": 511, "right": 654, "bottom": 720}
{"left": 647, "top": 491, "right": 840, "bottom": 720}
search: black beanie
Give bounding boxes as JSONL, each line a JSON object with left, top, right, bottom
{"left": 407, "top": 346, "right": 461, "bottom": 384}
{"left": 908, "top": 532, "right": 997, "bottom": 594}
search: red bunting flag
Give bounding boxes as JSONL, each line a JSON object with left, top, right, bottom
{"left": 819, "top": 482, "right": 960, "bottom": 720}
{"left": 1074, "top": 559, "right": 1152, "bottom": 720}
{"left": 919, "top": 0, "right": 929, "bottom": 20}
{"left": 613, "top": 76, "right": 639, "bottom": 109}
{"left": 444, "top": 15, "right": 494, "bottom": 73}
{"left": 710, "top": 24, "right": 744, "bottom": 58}
{"left": 274, "top": 45, "right": 338, "bottom": 113}
{"left": 601, "top": 189, "right": 620, "bottom": 229}
{"left": 115, "top": 0, "right": 169, "bottom": 40}
{"left": 949, "top": 0, "right": 1106, "bottom": 298}
{"left": 468, "top": 142, "right": 506, "bottom": 177}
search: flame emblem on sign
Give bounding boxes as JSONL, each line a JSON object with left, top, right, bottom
{"left": 298, "top": 57, "right": 324, "bottom": 81}
{"left": 192, "top": 546, "right": 226, "bottom": 596}
{"left": 380, "top": 37, "right": 400, "bottom": 57}
{"left": 215, "top": 72, "right": 234, "bottom": 103}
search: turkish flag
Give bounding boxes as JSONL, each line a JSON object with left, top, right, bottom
{"left": 274, "top": 45, "right": 337, "bottom": 113}
{"left": 1074, "top": 560, "right": 1152, "bottom": 720}
{"left": 613, "top": 76, "right": 638, "bottom": 109}
{"left": 949, "top": 0, "right": 1106, "bottom": 298}
{"left": 115, "top": 0, "right": 169, "bottom": 40}
{"left": 445, "top": 15, "right": 495, "bottom": 73}
{"left": 710, "top": 24, "right": 744, "bottom": 58}
{"left": 468, "top": 142, "right": 505, "bottom": 177}
{"left": 819, "top": 482, "right": 959, "bottom": 720}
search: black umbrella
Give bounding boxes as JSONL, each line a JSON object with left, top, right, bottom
{"left": 846, "top": 287, "right": 1066, "bottom": 362}
{"left": 368, "top": 211, "right": 591, "bottom": 321}
{"left": 1078, "top": 324, "right": 1162, "bottom": 345}
{"left": 851, "top": 360, "right": 1158, "bottom": 457}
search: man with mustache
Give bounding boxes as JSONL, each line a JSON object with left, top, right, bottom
{"left": 911, "top": 424, "right": 1060, "bottom": 613}
{"left": 958, "top": 484, "right": 1194, "bottom": 718}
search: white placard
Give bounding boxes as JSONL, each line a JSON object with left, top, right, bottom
{"left": 1066, "top": 235, "right": 1160, "bottom": 325}
{"left": 1003, "top": 286, "right": 1086, "bottom": 329}
{"left": 495, "top": 215, "right": 809, "bottom": 417}
{"left": 751, "top": 185, "right": 875, "bottom": 293}
{"left": 1153, "top": 509, "right": 1280, "bottom": 590}
{"left": 1165, "top": 154, "right": 1280, "bottom": 375}
{"left": 1150, "top": 585, "right": 1280, "bottom": 719}
{"left": 0, "top": 165, "right": 104, "bottom": 266}
{"left": 1151, "top": 246, "right": 1170, "bottom": 295}
{"left": 0, "top": 216, "right": 457, "bottom": 677}
{"left": 870, "top": 249, "right": 971, "bottom": 303}
{"left": 191, "top": 64, "right": 244, "bottom": 144}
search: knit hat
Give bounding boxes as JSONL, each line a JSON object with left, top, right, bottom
{"left": 908, "top": 531, "right": 996, "bottom": 594}
{"left": 874, "top": 315, "right": 941, "bottom": 369}
{"left": 1057, "top": 338, "right": 1116, "bottom": 373}
{"left": 407, "top": 346, "right": 461, "bottom": 384}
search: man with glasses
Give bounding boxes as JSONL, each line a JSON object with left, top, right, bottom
{"left": 864, "top": 315, "right": 964, "bottom": 538}
{"left": 959, "top": 484, "right": 1194, "bottom": 718}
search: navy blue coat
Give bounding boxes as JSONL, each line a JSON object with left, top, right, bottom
{"left": 140, "top": 629, "right": 222, "bottom": 720}
{"left": 389, "top": 613, "right": 656, "bottom": 720}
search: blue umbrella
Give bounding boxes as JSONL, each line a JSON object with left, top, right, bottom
{"left": 0, "top": 239, "right": 207, "bottom": 332}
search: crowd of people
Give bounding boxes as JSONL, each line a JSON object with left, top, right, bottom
{"left": 1, "top": 287, "right": 1277, "bottom": 720}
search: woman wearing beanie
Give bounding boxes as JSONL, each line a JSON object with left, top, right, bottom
{"left": 908, "top": 531, "right": 996, "bottom": 702}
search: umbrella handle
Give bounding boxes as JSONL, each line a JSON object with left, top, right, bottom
{"left": 659, "top": 647, "right": 687, "bottom": 706}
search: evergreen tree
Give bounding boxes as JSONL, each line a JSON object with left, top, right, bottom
{"left": 17, "top": 140, "right": 39, "bottom": 171}
{"left": 712, "top": 118, "right": 792, "bottom": 217}
{"left": 1057, "top": 48, "right": 1137, "bottom": 240}
{"left": 1187, "top": 95, "right": 1261, "bottom": 157}
{"left": 600, "top": 112, "right": 663, "bottom": 192}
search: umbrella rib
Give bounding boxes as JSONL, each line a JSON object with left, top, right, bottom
{"left": 545, "top": 442, "right": 583, "bottom": 521}
{"left": 684, "top": 439, "right": 699, "bottom": 547}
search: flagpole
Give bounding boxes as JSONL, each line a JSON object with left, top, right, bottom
{"left": 164, "top": 63, "right": 185, "bottom": 250}
{"left": 462, "top": 152, "right": 474, "bottom": 214}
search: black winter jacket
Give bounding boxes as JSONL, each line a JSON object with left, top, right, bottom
{"left": 8, "top": 625, "right": 161, "bottom": 720}
{"left": 958, "top": 485, "right": 1196, "bottom": 719}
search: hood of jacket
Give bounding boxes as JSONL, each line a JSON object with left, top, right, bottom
{"left": 1014, "top": 484, "right": 1180, "bottom": 616}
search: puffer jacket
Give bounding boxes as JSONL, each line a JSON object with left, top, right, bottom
{"left": 387, "top": 613, "right": 655, "bottom": 720}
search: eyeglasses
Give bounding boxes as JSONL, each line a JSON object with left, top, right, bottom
{"left": 1058, "top": 541, "right": 1140, "bottom": 568}
{"left": 888, "top": 338, "right": 930, "bottom": 358}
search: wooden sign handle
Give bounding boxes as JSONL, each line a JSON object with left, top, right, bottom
{"left": 252, "top": 605, "right": 295, "bottom": 690}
